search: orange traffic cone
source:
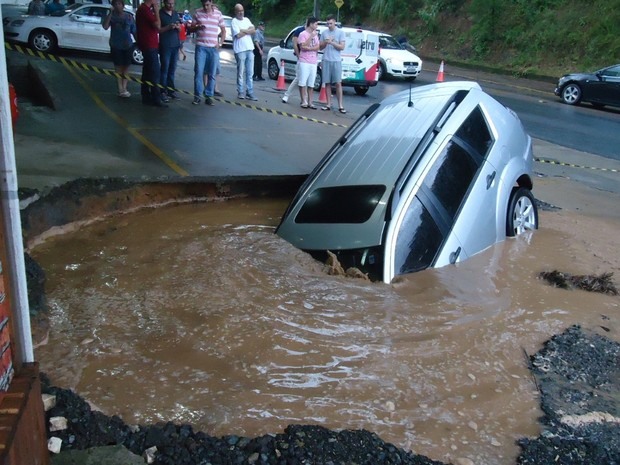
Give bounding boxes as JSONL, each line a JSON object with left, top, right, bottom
{"left": 276, "top": 60, "right": 286, "bottom": 91}
{"left": 318, "top": 83, "right": 327, "bottom": 104}
{"left": 436, "top": 60, "right": 445, "bottom": 82}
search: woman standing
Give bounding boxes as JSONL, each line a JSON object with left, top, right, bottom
{"left": 102, "top": 0, "right": 136, "bottom": 98}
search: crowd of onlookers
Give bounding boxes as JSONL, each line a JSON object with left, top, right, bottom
{"left": 102, "top": 0, "right": 268, "bottom": 107}
{"left": 27, "top": 0, "right": 347, "bottom": 111}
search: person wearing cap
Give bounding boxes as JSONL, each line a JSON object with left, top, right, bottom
{"left": 252, "top": 21, "right": 265, "bottom": 81}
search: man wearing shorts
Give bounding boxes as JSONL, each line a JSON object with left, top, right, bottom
{"left": 319, "top": 14, "right": 346, "bottom": 113}
{"left": 297, "top": 16, "right": 320, "bottom": 109}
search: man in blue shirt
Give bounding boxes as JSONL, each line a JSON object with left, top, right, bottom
{"left": 45, "top": 0, "right": 65, "bottom": 15}
{"left": 159, "top": 0, "right": 182, "bottom": 101}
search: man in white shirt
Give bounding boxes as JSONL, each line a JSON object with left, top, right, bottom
{"left": 231, "top": 3, "right": 257, "bottom": 101}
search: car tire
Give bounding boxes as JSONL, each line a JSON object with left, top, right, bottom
{"left": 131, "top": 45, "right": 143, "bottom": 65}
{"left": 506, "top": 187, "right": 538, "bottom": 236}
{"left": 267, "top": 59, "right": 280, "bottom": 80}
{"left": 354, "top": 85, "right": 369, "bottom": 96}
{"left": 377, "top": 61, "right": 387, "bottom": 81}
{"left": 561, "top": 83, "right": 582, "bottom": 105}
{"left": 29, "top": 29, "right": 57, "bottom": 53}
{"left": 313, "top": 69, "right": 322, "bottom": 92}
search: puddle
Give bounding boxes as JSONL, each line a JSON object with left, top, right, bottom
{"left": 30, "top": 198, "right": 620, "bottom": 465}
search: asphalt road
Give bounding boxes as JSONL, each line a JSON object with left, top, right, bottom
{"left": 6, "top": 45, "right": 620, "bottom": 218}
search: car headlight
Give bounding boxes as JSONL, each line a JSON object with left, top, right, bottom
{"left": 9, "top": 19, "right": 25, "bottom": 27}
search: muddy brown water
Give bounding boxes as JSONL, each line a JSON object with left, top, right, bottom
{"left": 30, "top": 198, "right": 620, "bottom": 465}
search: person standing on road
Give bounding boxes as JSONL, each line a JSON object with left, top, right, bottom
{"left": 231, "top": 3, "right": 257, "bottom": 101}
{"left": 190, "top": 0, "right": 225, "bottom": 106}
{"left": 102, "top": 0, "right": 136, "bottom": 98}
{"left": 252, "top": 21, "right": 265, "bottom": 81}
{"left": 158, "top": 0, "right": 182, "bottom": 101}
{"left": 136, "top": 0, "right": 166, "bottom": 107}
{"left": 27, "top": 0, "right": 45, "bottom": 15}
{"left": 281, "top": 24, "right": 305, "bottom": 104}
{"left": 45, "top": 0, "right": 65, "bottom": 15}
{"left": 319, "top": 14, "right": 346, "bottom": 113}
{"left": 297, "top": 16, "right": 320, "bottom": 109}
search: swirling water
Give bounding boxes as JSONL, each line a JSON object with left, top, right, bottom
{"left": 31, "top": 198, "right": 620, "bottom": 465}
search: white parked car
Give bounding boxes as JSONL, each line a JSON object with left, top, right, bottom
{"left": 276, "top": 82, "right": 538, "bottom": 283}
{"left": 377, "top": 33, "right": 422, "bottom": 80}
{"left": 221, "top": 14, "right": 232, "bottom": 46}
{"left": 3, "top": 3, "right": 143, "bottom": 64}
{"left": 267, "top": 24, "right": 380, "bottom": 95}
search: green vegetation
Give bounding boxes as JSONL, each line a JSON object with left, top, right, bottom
{"left": 208, "top": 0, "right": 619, "bottom": 78}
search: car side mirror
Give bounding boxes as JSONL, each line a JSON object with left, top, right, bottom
{"left": 280, "top": 39, "right": 285, "bottom": 48}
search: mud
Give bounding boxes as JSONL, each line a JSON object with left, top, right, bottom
{"left": 20, "top": 177, "right": 619, "bottom": 464}
{"left": 43, "top": 325, "right": 619, "bottom": 465}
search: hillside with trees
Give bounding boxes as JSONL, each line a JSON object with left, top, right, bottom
{"left": 215, "top": 0, "right": 620, "bottom": 78}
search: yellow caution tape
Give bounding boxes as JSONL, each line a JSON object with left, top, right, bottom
{"left": 5, "top": 42, "right": 347, "bottom": 128}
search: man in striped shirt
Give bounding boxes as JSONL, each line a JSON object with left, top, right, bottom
{"left": 191, "top": 0, "right": 226, "bottom": 105}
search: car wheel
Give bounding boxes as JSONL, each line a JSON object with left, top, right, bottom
{"left": 561, "top": 83, "right": 582, "bottom": 105}
{"left": 378, "top": 62, "right": 386, "bottom": 81}
{"left": 267, "top": 59, "right": 280, "bottom": 80}
{"left": 354, "top": 85, "right": 369, "bottom": 96}
{"left": 506, "top": 187, "right": 538, "bottom": 236}
{"left": 131, "top": 45, "right": 143, "bottom": 65}
{"left": 313, "top": 69, "right": 322, "bottom": 92}
{"left": 29, "top": 29, "right": 57, "bottom": 53}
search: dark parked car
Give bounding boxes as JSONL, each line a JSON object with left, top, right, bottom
{"left": 554, "top": 64, "right": 620, "bottom": 108}
{"left": 277, "top": 82, "right": 538, "bottom": 283}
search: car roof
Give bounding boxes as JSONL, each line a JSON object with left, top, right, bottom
{"left": 277, "top": 81, "right": 486, "bottom": 250}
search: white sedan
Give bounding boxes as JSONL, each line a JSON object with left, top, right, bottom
{"left": 3, "top": 3, "right": 143, "bottom": 64}
{"left": 378, "top": 34, "right": 422, "bottom": 80}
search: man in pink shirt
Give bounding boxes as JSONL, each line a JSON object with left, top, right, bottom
{"left": 190, "top": 0, "right": 226, "bottom": 105}
{"left": 297, "top": 16, "right": 320, "bottom": 109}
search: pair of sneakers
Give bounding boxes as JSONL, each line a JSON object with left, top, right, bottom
{"left": 193, "top": 96, "right": 215, "bottom": 106}
{"left": 238, "top": 93, "right": 258, "bottom": 101}
{"left": 118, "top": 90, "right": 131, "bottom": 98}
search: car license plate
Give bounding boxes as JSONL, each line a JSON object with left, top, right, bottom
{"left": 406, "top": 66, "right": 417, "bottom": 73}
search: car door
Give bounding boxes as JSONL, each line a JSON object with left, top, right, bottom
{"left": 393, "top": 106, "right": 499, "bottom": 275}
{"left": 62, "top": 5, "right": 108, "bottom": 51}
{"left": 597, "top": 65, "right": 620, "bottom": 106}
{"left": 281, "top": 29, "right": 299, "bottom": 80}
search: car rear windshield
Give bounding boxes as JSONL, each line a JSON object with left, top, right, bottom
{"left": 295, "top": 185, "right": 386, "bottom": 224}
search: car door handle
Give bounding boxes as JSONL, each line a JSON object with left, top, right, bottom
{"left": 486, "top": 171, "right": 496, "bottom": 190}
{"left": 449, "top": 247, "right": 461, "bottom": 265}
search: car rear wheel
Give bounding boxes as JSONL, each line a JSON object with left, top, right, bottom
{"left": 354, "top": 85, "right": 369, "bottom": 96}
{"left": 561, "top": 83, "right": 582, "bottom": 105}
{"left": 378, "top": 61, "right": 386, "bottom": 81}
{"left": 29, "top": 29, "right": 57, "bottom": 53}
{"left": 131, "top": 45, "right": 143, "bottom": 65}
{"left": 313, "top": 70, "right": 322, "bottom": 92}
{"left": 506, "top": 187, "right": 538, "bottom": 236}
{"left": 267, "top": 59, "right": 280, "bottom": 80}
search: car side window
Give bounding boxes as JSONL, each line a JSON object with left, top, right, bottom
{"left": 420, "top": 106, "right": 492, "bottom": 221}
{"left": 602, "top": 65, "right": 620, "bottom": 81}
{"left": 455, "top": 106, "right": 494, "bottom": 159}
{"left": 394, "top": 197, "right": 443, "bottom": 274}
{"left": 421, "top": 139, "right": 480, "bottom": 221}
{"left": 285, "top": 32, "right": 294, "bottom": 49}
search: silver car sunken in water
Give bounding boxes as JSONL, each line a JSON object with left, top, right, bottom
{"left": 276, "top": 81, "right": 538, "bottom": 283}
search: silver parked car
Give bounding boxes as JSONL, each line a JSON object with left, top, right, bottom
{"left": 276, "top": 81, "right": 538, "bottom": 283}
